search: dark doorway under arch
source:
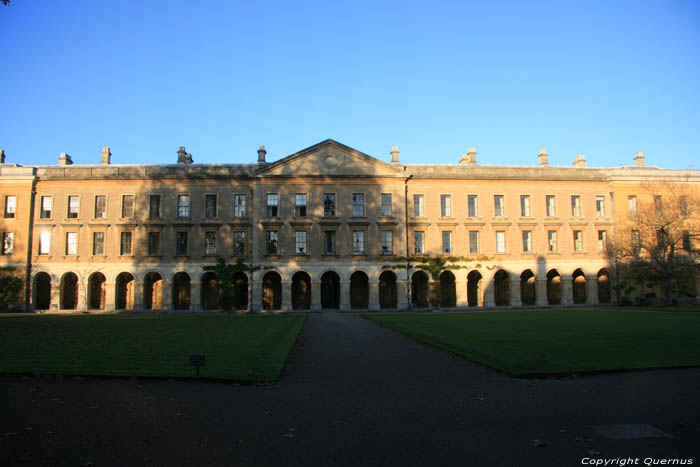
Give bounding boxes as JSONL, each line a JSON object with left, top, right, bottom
{"left": 321, "top": 271, "right": 340, "bottom": 309}
{"left": 173, "top": 272, "right": 191, "bottom": 310}
{"left": 547, "top": 269, "right": 561, "bottom": 305}
{"left": 494, "top": 270, "right": 511, "bottom": 306}
{"left": 411, "top": 271, "right": 429, "bottom": 308}
{"left": 88, "top": 272, "right": 106, "bottom": 310}
{"left": 520, "top": 270, "right": 536, "bottom": 305}
{"left": 33, "top": 272, "right": 51, "bottom": 310}
{"left": 116, "top": 272, "right": 135, "bottom": 310}
{"left": 144, "top": 272, "right": 163, "bottom": 310}
{"left": 467, "top": 270, "right": 482, "bottom": 307}
{"left": 350, "top": 271, "right": 369, "bottom": 309}
{"left": 572, "top": 269, "right": 587, "bottom": 304}
{"left": 201, "top": 272, "right": 219, "bottom": 310}
{"left": 598, "top": 268, "right": 611, "bottom": 304}
{"left": 61, "top": 273, "right": 78, "bottom": 310}
{"left": 379, "top": 271, "right": 397, "bottom": 309}
{"left": 262, "top": 272, "right": 281, "bottom": 310}
{"left": 440, "top": 271, "right": 456, "bottom": 308}
{"left": 292, "top": 272, "right": 311, "bottom": 310}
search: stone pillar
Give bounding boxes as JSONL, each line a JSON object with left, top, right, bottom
{"left": 250, "top": 280, "right": 262, "bottom": 312}
{"left": 586, "top": 275, "right": 599, "bottom": 305}
{"left": 340, "top": 281, "right": 351, "bottom": 311}
{"left": 536, "top": 278, "right": 548, "bottom": 306}
{"left": 561, "top": 275, "right": 573, "bottom": 306}
{"left": 311, "top": 280, "right": 321, "bottom": 311}
{"left": 482, "top": 280, "right": 495, "bottom": 308}
{"left": 509, "top": 273, "right": 522, "bottom": 307}
{"left": 396, "top": 280, "right": 408, "bottom": 310}
{"left": 50, "top": 280, "right": 60, "bottom": 312}
{"left": 133, "top": 281, "right": 144, "bottom": 311}
{"left": 456, "top": 277, "right": 468, "bottom": 308}
{"left": 281, "top": 280, "right": 292, "bottom": 312}
{"left": 190, "top": 281, "right": 201, "bottom": 312}
{"left": 161, "top": 281, "right": 172, "bottom": 312}
{"left": 77, "top": 281, "right": 87, "bottom": 312}
{"left": 369, "top": 280, "right": 380, "bottom": 311}
{"left": 104, "top": 281, "right": 116, "bottom": 312}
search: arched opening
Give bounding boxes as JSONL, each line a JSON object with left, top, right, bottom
{"left": 321, "top": 271, "right": 340, "bottom": 309}
{"left": 232, "top": 272, "right": 248, "bottom": 310}
{"left": 494, "top": 270, "right": 511, "bottom": 306}
{"left": 439, "top": 271, "right": 456, "bottom": 308}
{"left": 201, "top": 272, "right": 219, "bottom": 310}
{"left": 172, "top": 272, "right": 191, "bottom": 310}
{"left": 60, "top": 273, "right": 78, "bottom": 310}
{"left": 598, "top": 268, "right": 611, "bottom": 304}
{"left": 143, "top": 272, "right": 163, "bottom": 310}
{"left": 411, "top": 271, "right": 429, "bottom": 308}
{"left": 520, "top": 270, "right": 536, "bottom": 305}
{"left": 88, "top": 272, "right": 106, "bottom": 310}
{"left": 262, "top": 272, "right": 281, "bottom": 310}
{"left": 115, "top": 272, "right": 135, "bottom": 310}
{"left": 379, "top": 271, "right": 397, "bottom": 309}
{"left": 572, "top": 269, "right": 587, "bottom": 304}
{"left": 33, "top": 272, "right": 51, "bottom": 310}
{"left": 350, "top": 271, "right": 369, "bottom": 309}
{"left": 467, "top": 270, "right": 482, "bottom": 307}
{"left": 292, "top": 271, "right": 311, "bottom": 310}
{"left": 547, "top": 269, "right": 561, "bottom": 305}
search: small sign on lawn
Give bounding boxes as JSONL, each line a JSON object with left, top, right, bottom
{"left": 189, "top": 354, "right": 206, "bottom": 376}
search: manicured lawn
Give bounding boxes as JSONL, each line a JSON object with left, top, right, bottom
{"left": 0, "top": 313, "right": 305, "bottom": 382}
{"left": 364, "top": 310, "right": 700, "bottom": 376}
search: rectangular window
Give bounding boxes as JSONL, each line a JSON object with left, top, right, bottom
{"left": 381, "top": 193, "right": 392, "bottom": 217}
{"left": 628, "top": 195, "right": 637, "bottom": 217}
{"left": 573, "top": 230, "right": 583, "bottom": 252}
{"left": 520, "top": 195, "right": 531, "bottom": 217}
{"left": 92, "top": 232, "right": 104, "bottom": 255}
{"left": 595, "top": 196, "right": 605, "bottom": 217}
{"left": 496, "top": 231, "right": 506, "bottom": 253}
{"left": 177, "top": 195, "right": 191, "bottom": 218}
{"left": 440, "top": 195, "right": 452, "bottom": 217}
{"left": 265, "top": 231, "right": 278, "bottom": 255}
{"left": 442, "top": 231, "right": 452, "bottom": 254}
{"left": 176, "top": 231, "right": 188, "bottom": 256}
{"left": 522, "top": 230, "right": 532, "bottom": 253}
{"left": 682, "top": 231, "right": 691, "bottom": 252}
{"left": 324, "top": 193, "right": 336, "bottom": 216}
{"left": 295, "top": 193, "right": 307, "bottom": 217}
{"left": 121, "top": 195, "right": 134, "bottom": 219}
{"left": 657, "top": 229, "right": 667, "bottom": 249}
{"left": 39, "top": 231, "right": 51, "bottom": 255}
{"left": 413, "top": 195, "right": 424, "bottom": 217}
{"left": 233, "top": 231, "right": 246, "bottom": 256}
{"left": 493, "top": 195, "right": 504, "bottom": 217}
{"left": 654, "top": 195, "right": 662, "bottom": 216}
{"left": 94, "top": 195, "right": 107, "bottom": 219}
{"left": 381, "top": 231, "right": 393, "bottom": 255}
{"left": 40, "top": 196, "right": 52, "bottom": 219}
{"left": 571, "top": 195, "right": 581, "bottom": 217}
{"left": 147, "top": 231, "right": 160, "bottom": 256}
{"left": 467, "top": 195, "right": 478, "bottom": 217}
{"left": 205, "top": 194, "right": 217, "bottom": 219}
{"left": 469, "top": 231, "right": 479, "bottom": 253}
{"left": 353, "top": 231, "right": 365, "bottom": 254}
{"left": 632, "top": 230, "right": 640, "bottom": 255}
{"left": 204, "top": 231, "right": 217, "bottom": 255}
{"left": 414, "top": 231, "right": 425, "bottom": 254}
{"left": 2, "top": 232, "right": 14, "bottom": 255}
{"left": 67, "top": 195, "right": 79, "bottom": 219}
{"left": 149, "top": 194, "right": 161, "bottom": 219}
{"left": 597, "top": 230, "right": 607, "bottom": 252}
{"left": 324, "top": 231, "right": 336, "bottom": 255}
{"left": 4, "top": 195, "right": 16, "bottom": 218}
{"left": 548, "top": 230, "right": 557, "bottom": 252}
{"left": 120, "top": 231, "right": 132, "bottom": 255}
{"left": 352, "top": 193, "right": 365, "bottom": 217}
{"left": 295, "top": 231, "right": 307, "bottom": 254}
{"left": 266, "top": 193, "right": 278, "bottom": 218}
{"left": 546, "top": 195, "right": 556, "bottom": 217}
{"left": 234, "top": 194, "right": 247, "bottom": 218}
{"left": 66, "top": 232, "right": 78, "bottom": 255}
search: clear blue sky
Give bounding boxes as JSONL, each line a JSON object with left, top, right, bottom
{"left": 1, "top": 0, "right": 699, "bottom": 169}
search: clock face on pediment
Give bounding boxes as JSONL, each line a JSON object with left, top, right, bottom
{"left": 258, "top": 139, "right": 400, "bottom": 178}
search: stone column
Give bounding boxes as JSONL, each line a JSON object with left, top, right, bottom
{"left": 77, "top": 280, "right": 87, "bottom": 312}
{"left": 369, "top": 280, "right": 380, "bottom": 311}
{"left": 396, "top": 279, "right": 408, "bottom": 310}
{"left": 190, "top": 281, "right": 201, "bottom": 312}
{"left": 586, "top": 275, "right": 599, "bottom": 305}
{"left": 536, "top": 278, "right": 548, "bottom": 306}
{"left": 509, "top": 273, "right": 522, "bottom": 307}
{"left": 281, "top": 280, "right": 292, "bottom": 312}
{"left": 133, "top": 281, "right": 144, "bottom": 311}
{"left": 456, "top": 277, "right": 468, "bottom": 308}
{"left": 250, "top": 280, "right": 262, "bottom": 312}
{"left": 161, "top": 281, "right": 171, "bottom": 312}
{"left": 561, "top": 275, "right": 573, "bottom": 306}
{"left": 340, "top": 280, "right": 351, "bottom": 311}
{"left": 104, "top": 281, "right": 116, "bottom": 312}
{"left": 50, "top": 281, "right": 60, "bottom": 312}
{"left": 482, "top": 280, "right": 495, "bottom": 308}
{"left": 311, "top": 280, "right": 322, "bottom": 311}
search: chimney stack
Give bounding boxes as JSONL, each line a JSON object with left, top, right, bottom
{"left": 101, "top": 147, "right": 112, "bottom": 165}
{"left": 634, "top": 151, "right": 645, "bottom": 167}
{"left": 460, "top": 147, "right": 477, "bottom": 165}
{"left": 177, "top": 146, "right": 188, "bottom": 164}
{"left": 573, "top": 155, "right": 586, "bottom": 168}
{"left": 390, "top": 146, "right": 400, "bottom": 163}
{"left": 0, "top": 149, "right": 5, "bottom": 164}
{"left": 538, "top": 149, "right": 548, "bottom": 166}
{"left": 257, "top": 145, "right": 267, "bottom": 164}
{"left": 59, "top": 153, "right": 73, "bottom": 166}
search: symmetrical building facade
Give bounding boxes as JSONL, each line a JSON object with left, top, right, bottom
{"left": 1, "top": 140, "right": 698, "bottom": 312}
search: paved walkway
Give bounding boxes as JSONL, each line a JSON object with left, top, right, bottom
{"left": 2, "top": 312, "right": 699, "bottom": 466}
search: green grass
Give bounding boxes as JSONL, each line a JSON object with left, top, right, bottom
{"left": 0, "top": 313, "right": 305, "bottom": 382}
{"left": 364, "top": 310, "right": 700, "bottom": 376}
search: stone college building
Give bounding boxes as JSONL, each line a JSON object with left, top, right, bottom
{"left": 1, "top": 140, "right": 698, "bottom": 312}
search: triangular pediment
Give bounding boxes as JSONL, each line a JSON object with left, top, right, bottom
{"left": 257, "top": 140, "right": 401, "bottom": 177}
